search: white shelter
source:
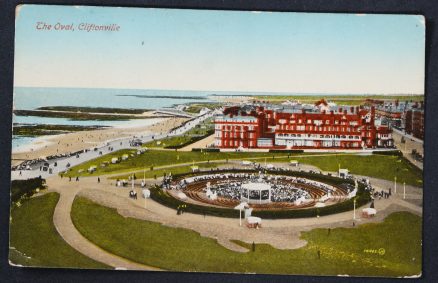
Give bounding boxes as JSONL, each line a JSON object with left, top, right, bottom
{"left": 338, "top": 168, "right": 349, "bottom": 178}
{"left": 234, "top": 202, "right": 249, "bottom": 226}
{"left": 290, "top": 160, "right": 299, "bottom": 166}
{"left": 241, "top": 182, "right": 272, "bottom": 204}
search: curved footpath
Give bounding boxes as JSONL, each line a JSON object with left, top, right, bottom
{"left": 50, "top": 178, "right": 161, "bottom": 271}
{"left": 45, "top": 165, "right": 423, "bottom": 270}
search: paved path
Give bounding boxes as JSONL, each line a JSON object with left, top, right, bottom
{"left": 44, "top": 161, "right": 423, "bottom": 269}
{"left": 49, "top": 178, "right": 161, "bottom": 270}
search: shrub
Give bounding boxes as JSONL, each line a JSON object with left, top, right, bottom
{"left": 10, "top": 177, "right": 47, "bottom": 204}
{"left": 372, "top": 150, "right": 403, "bottom": 157}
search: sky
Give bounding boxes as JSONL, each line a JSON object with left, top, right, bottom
{"left": 14, "top": 5, "right": 425, "bottom": 94}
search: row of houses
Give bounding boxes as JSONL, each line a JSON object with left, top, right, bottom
{"left": 214, "top": 99, "right": 394, "bottom": 150}
{"left": 364, "top": 99, "right": 424, "bottom": 140}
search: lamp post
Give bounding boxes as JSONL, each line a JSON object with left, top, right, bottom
{"left": 403, "top": 182, "right": 406, "bottom": 199}
{"left": 394, "top": 176, "right": 397, "bottom": 194}
{"left": 353, "top": 198, "right": 357, "bottom": 220}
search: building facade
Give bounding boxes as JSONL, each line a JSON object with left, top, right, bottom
{"left": 214, "top": 102, "right": 394, "bottom": 150}
{"left": 405, "top": 109, "right": 424, "bottom": 140}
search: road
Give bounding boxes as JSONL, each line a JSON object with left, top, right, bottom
{"left": 11, "top": 111, "right": 214, "bottom": 180}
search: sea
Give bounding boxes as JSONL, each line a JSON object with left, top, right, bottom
{"left": 12, "top": 87, "right": 218, "bottom": 150}
{"left": 11, "top": 87, "right": 364, "bottom": 150}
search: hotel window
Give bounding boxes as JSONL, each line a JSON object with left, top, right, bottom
{"left": 326, "top": 120, "right": 330, "bottom": 124}
{"left": 307, "top": 119, "right": 311, "bottom": 124}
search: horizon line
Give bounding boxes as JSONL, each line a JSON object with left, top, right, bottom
{"left": 13, "top": 86, "right": 425, "bottom": 97}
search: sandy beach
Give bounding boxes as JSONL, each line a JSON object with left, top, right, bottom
{"left": 11, "top": 117, "right": 188, "bottom": 166}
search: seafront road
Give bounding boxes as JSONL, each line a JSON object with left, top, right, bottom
{"left": 11, "top": 111, "right": 214, "bottom": 181}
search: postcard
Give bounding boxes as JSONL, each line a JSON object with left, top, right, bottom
{"left": 10, "top": 5, "right": 424, "bottom": 278}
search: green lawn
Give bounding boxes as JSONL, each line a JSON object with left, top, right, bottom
{"left": 143, "top": 135, "right": 200, "bottom": 148}
{"left": 109, "top": 162, "right": 220, "bottom": 180}
{"left": 64, "top": 150, "right": 421, "bottom": 186}
{"left": 272, "top": 154, "right": 422, "bottom": 187}
{"left": 143, "top": 118, "right": 214, "bottom": 149}
{"left": 9, "top": 193, "right": 109, "bottom": 269}
{"left": 72, "top": 196, "right": 422, "bottom": 277}
{"left": 63, "top": 150, "right": 310, "bottom": 177}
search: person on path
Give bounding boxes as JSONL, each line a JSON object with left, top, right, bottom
{"left": 98, "top": 177, "right": 100, "bottom": 183}
{"left": 252, "top": 242, "right": 256, "bottom": 252}
{"left": 76, "top": 176, "right": 79, "bottom": 182}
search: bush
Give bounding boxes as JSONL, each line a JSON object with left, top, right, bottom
{"left": 151, "top": 169, "right": 371, "bottom": 219}
{"left": 11, "top": 177, "right": 47, "bottom": 204}
{"left": 372, "top": 150, "right": 403, "bottom": 157}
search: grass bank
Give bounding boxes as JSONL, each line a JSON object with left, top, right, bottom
{"left": 65, "top": 150, "right": 422, "bottom": 186}
{"left": 9, "top": 193, "right": 109, "bottom": 269}
{"left": 63, "top": 150, "right": 326, "bottom": 177}
{"left": 109, "top": 162, "right": 220, "bottom": 180}
{"left": 72, "top": 196, "right": 421, "bottom": 277}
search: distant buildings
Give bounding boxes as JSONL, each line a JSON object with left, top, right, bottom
{"left": 365, "top": 99, "right": 424, "bottom": 140}
{"left": 405, "top": 108, "right": 424, "bottom": 140}
{"left": 214, "top": 100, "right": 394, "bottom": 150}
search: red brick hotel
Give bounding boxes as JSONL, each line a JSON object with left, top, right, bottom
{"left": 214, "top": 100, "right": 393, "bottom": 150}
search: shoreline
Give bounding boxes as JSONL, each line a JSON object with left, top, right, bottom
{"left": 11, "top": 117, "right": 188, "bottom": 166}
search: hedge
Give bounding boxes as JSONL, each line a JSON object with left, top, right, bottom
{"left": 192, "top": 148, "right": 220, "bottom": 152}
{"left": 11, "top": 177, "right": 47, "bottom": 204}
{"left": 268, "top": 149, "right": 305, "bottom": 154}
{"left": 151, "top": 169, "right": 371, "bottom": 219}
{"left": 372, "top": 150, "right": 403, "bottom": 157}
